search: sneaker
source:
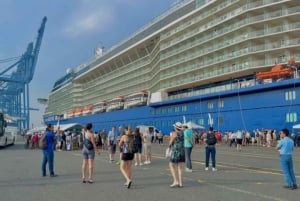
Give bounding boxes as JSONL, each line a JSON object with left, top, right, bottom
{"left": 115, "top": 161, "right": 120, "bottom": 165}
{"left": 291, "top": 184, "right": 298, "bottom": 190}
{"left": 134, "top": 162, "right": 138, "bottom": 166}
{"left": 205, "top": 167, "right": 209, "bottom": 171}
{"left": 212, "top": 168, "right": 217, "bottom": 171}
{"left": 144, "top": 161, "right": 149, "bottom": 164}
{"left": 185, "top": 168, "right": 192, "bottom": 173}
{"left": 139, "top": 162, "right": 143, "bottom": 166}
{"left": 50, "top": 174, "right": 58, "bottom": 177}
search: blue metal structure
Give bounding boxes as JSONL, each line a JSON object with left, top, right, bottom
{"left": 0, "top": 17, "right": 47, "bottom": 130}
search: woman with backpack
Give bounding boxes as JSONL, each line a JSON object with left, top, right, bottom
{"left": 81, "top": 123, "right": 99, "bottom": 184}
{"left": 119, "top": 125, "right": 135, "bottom": 189}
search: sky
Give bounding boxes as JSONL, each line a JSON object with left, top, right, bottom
{"left": 0, "top": 0, "right": 180, "bottom": 128}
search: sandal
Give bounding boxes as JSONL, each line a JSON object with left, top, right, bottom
{"left": 88, "top": 180, "right": 93, "bottom": 184}
{"left": 127, "top": 181, "right": 132, "bottom": 189}
{"left": 82, "top": 178, "right": 86, "bottom": 183}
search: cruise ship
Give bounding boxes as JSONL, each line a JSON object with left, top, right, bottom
{"left": 43, "top": 0, "right": 300, "bottom": 135}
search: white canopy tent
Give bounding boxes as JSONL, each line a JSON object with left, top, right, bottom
{"left": 26, "top": 123, "right": 83, "bottom": 135}
{"left": 186, "top": 121, "right": 205, "bottom": 129}
{"left": 292, "top": 124, "right": 300, "bottom": 129}
{"left": 53, "top": 123, "right": 83, "bottom": 131}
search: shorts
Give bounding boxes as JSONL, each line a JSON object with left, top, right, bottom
{"left": 109, "top": 144, "right": 116, "bottom": 154}
{"left": 237, "top": 139, "right": 243, "bottom": 145}
{"left": 82, "top": 148, "right": 95, "bottom": 160}
{"left": 121, "top": 153, "right": 134, "bottom": 161}
{"left": 136, "top": 145, "right": 142, "bottom": 154}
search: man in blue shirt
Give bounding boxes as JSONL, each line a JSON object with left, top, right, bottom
{"left": 42, "top": 124, "right": 60, "bottom": 177}
{"left": 276, "top": 128, "right": 298, "bottom": 190}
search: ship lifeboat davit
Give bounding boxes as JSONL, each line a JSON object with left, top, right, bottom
{"left": 256, "top": 65, "right": 293, "bottom": 80}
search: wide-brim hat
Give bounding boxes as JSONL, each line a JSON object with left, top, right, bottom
{"left": 173, "top": 122, "right": 183, "bottom": 130}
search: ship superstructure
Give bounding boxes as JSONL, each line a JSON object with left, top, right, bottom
{"left": 44, "top": 0, "right": 300, "bottom": 134}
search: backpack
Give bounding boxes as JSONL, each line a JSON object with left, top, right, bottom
{"left": 206, "top": 133, "right": 217, "bottom": 145}
{"left": 127, "top": 134, "right": 137, "bottom": 154}
{"left": 39, "top": 134, "right": 47, "bottom": 149}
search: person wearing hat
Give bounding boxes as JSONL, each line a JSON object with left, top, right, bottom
{"left": 183, "top": 123, "right": 194, "bottom": 172}
{"left": 276, "top": 128, "right": 298, "bottom": 190}
{"left": 168, "top": 122, "right": 185, "bottom": 188}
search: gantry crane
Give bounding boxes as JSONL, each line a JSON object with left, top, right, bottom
{"left": 0, "top": 17, "right": 47, "bottom": 130}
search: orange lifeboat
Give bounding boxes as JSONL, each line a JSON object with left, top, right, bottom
{"left": 74, "top": 107, "right": 84, "bottom": 116}
{"left": 82, "top": 105, "right": 93, "bottom": 115}
{"left": 67, "top": 109, "right": 75, "bottom": 118}
{"left": 288, "top": 58, "right": 296, "bottom": 65}
{"left": 256, "top": 65, "right": 293, "bottom": 80}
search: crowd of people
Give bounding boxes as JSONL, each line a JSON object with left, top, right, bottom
{"left": 36, "top": 122, "right": 298, "bottom": 190}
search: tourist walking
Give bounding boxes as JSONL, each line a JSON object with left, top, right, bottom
{"left": 169, "top": 122, "right": 185, "bottom": 187}
{"left": 107, "top": 126, "right": 117, "bottom": 162}
{"left": 183, "top": 123, "right": 194, "bottom": 172}
{"left": 143, "top": 127, "right": 152, "bottom": 164}
{"left": 119, "top": 125, "right": 135, "bottom": 189}
{"left": 134, "top": 127, "right": 143, "bottom": 166}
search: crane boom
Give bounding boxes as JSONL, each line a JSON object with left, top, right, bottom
{"left": 0, "top": 17, "right": 47, "bottom": 130}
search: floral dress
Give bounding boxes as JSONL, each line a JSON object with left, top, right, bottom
{"left": 170, "top": 131, "right": 185, "bottom": 163}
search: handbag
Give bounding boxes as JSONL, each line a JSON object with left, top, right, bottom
{"left": 84, "top": 132, "right": 94, "bottom": 150}
{"left": 165, "top": 147, "right": 173, "bottom": 158}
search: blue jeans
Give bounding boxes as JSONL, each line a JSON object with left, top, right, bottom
{"left": 185, "top": 147, "right": 193, "bottom": 169}
{"left": 205, "top": 146, "right": 216, "bottom": 168}
{"left": 280, "top": 154, "right": 297, "bottom": 186}
{"left": 42, "top": 150, "right": 54, "bottom": 176}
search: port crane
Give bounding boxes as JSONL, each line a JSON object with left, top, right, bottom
{"left": 0, "top": 17, "right": 47, "bottom": 130}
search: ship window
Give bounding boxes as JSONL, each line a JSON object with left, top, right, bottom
{"left": 198, "top": 118, "right": 204, "bottom": 126}
{"left": 218, "top": 100, "right": 224, "bottom": 108}
{"left": 182, "top": 105, "right": 187, "bottom": 112}
{"left": 207, "top": 102, "right": 214, "bottom": 109}
{"left": 175, "top": 106, "right": 180, "bottom": 112}
{"left": 168, "top": 107, "right": 173, "bottom": 113}
{"left": 155, "top": 108, "right": 161, "bottom": 114}
{"left": 162, "top": 108, "right": 167, "bottom": 114}
{"left": 285, "top": 91, "right": 296, "bottom": 100}
{"left": 218, "top": 117, "right": 224, "bottom": 125}
{"left": 279, "top": 55, "right": 286, "bottom": 63}
{"left": 286, "top": 112, "right": 297, "bottom": 123}
{"left": 151, "top": 109, "right": 155, "bottom": 115}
